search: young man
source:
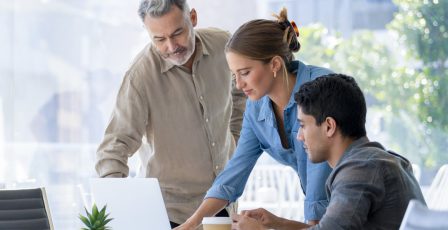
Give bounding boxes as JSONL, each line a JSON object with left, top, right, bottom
{"left": 95, "top": 0, "right": 245, "bottom": 227}
{"left": 232, "top": 74, "right": 425, "bottom": 230}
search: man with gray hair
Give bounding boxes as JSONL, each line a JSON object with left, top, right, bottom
{"left": 95, "top": 0, "right": 245, "bottom": 227}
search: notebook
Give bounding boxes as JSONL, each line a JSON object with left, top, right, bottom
{"left": 89, "top": 178, "right": 171, "bottom": 230}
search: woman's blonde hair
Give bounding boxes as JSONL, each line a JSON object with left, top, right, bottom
{"left": 226, "top": 7, "right": 300, "bottom": 88}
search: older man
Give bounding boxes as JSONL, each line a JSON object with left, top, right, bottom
{"left": 95, "top": 0, "right": 245, "bottom": 227}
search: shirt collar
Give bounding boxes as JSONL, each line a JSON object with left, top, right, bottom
{"left": 257, "top": 96, "right": 275, "bottom": 124}
{"left": 257, "top": 60, "right": 304, "bottom": 122}
{"left": 335, "top": 136, "right": 370, "bottom": 166}
{"left": 158, "top": 32, "right": 209, "bottom": 74}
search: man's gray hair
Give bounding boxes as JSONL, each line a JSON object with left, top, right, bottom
{"left": 138, "top": 0, "right": 190, "bottom": 21}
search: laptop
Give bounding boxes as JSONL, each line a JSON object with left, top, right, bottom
{"left": 89, "top": 178, "right": 171, "bottom": 230}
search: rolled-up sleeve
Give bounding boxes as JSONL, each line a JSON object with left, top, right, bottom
{"left": 95, "top": 73, "right": 148, "bottom": 178}
{"left": 205, "top": 111, "right": 262, "bottom": 202}
{"left": 304, "top": 160, "right": 332, "bottom": 221}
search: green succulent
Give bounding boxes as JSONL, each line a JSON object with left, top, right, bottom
{"left": 79, "top": 203, "right": 113, "bottom": 230}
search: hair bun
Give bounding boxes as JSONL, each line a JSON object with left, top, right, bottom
{"left": 273, "top": 7, "right": 301, "bottom": 52}
{"left": 287, "top": 21, "right": 300, "bottom": 52}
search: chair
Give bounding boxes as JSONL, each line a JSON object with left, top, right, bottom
{"left": 425, "top": 164, "right": 448, "bottom": 210}
{"left": 400, "top": 199, "right": 448, "bottom": 230}
{"left": 239, "top": 165, "right": 305, "bottom": 221}
{"left": 0, "top": 187, "right": 54, "bottom": 230}
{"left": 411, "top": 163, "right": 421, "bottom": 183}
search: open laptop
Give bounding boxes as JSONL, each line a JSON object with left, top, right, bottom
{"left": 89, "top": 178, "right": 171, "bottom": 230}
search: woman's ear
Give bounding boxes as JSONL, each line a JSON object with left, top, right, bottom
{"left": 270, "top": 56, "right": 283, "bottom": 73}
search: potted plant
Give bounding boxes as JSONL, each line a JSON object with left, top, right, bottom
{"left": 79, "top": 203, "right": 113, "bottom": 230}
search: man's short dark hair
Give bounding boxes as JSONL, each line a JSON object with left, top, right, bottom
{"left": 294, "top": 73, "right": 367, "bottom": 139}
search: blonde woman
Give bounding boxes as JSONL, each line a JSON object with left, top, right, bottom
{"left": 176, "top": 8, "right": 333, "bottom": 230}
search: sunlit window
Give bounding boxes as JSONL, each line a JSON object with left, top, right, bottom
{"left": 1, "top": 0, "right": 446, "bottom": 228}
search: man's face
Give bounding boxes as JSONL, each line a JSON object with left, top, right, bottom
{"left": 297, "top": 107, "right": 329, "bottom": 163}
{"left": 144, "top": 5, "right": 196, "bottom": 66}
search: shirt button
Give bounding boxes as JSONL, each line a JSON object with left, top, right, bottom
{"left": 200, "top": 96, "right": 204, "bottom": 100}
{"left": 211, "top": 142, "right": 215, "bottom": 147}
{"left": 205, "top": 118, "right": 209, "bottom": 122}
{"left": 215, "top": 165, "right": 219, "bottom": 170}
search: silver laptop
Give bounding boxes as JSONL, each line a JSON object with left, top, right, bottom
{"left": 89, "top": 178, "right": 171, "bottom": 230}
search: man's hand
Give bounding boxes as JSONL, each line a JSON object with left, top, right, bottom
{"left": 233, "top": 208, "right": 311, "bottom": 230}
{"left": 240, "top": 208, "right": 282, "bottom": 229}
{"left": 231, "top": 213, "right": 266, "bottom": 230}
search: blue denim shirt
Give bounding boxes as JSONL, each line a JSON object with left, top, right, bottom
{"left": 205, "top": 60, "right": 333, "bottom": 221}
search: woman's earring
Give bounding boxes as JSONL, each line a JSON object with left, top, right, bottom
{"left": 273, "top": 71, "right": 277, "bottom": 78}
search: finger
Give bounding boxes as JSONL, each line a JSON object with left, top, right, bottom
{"left": 245, "top": 210, "right": 261, "bottom": 219}
{"left": 231, "top": 213, "right": 241, "bottom": 222}
{"left": 242, "top": 210, "right": 252, "bottom": 217}
{"left": 243, "top": 209, "right": 257, "bottom": 215}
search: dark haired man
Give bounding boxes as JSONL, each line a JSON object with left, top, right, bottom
{"left": 232, "top": 74, "right": 425, "bottom": 230}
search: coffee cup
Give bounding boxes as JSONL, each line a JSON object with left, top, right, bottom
{"left": 202, "top": 217, "right": 232, "bottom": 230}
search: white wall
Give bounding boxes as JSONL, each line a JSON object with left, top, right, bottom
{"left": 187, "top": 0, "right": 258, "bottom": 32}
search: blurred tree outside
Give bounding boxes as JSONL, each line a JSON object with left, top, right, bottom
{"left": 389, "top": 0, "right": 448, "bottom": 132}
{"left": 296, "top": 0, "right": 448, "bottom": 170}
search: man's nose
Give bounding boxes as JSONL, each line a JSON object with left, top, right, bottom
{"left": 297, "top": 128, "right": 304, "bottom": 141}
{"left": 166, "top": 38, "right": 176, "bottom": 52}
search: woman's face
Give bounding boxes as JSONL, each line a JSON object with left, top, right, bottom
{"left": 226, "top": 51, "right": 275, "bottom": 100}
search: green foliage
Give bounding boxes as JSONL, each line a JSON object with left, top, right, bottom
{"left": 79, "top": 204, "right": 113, "bottom": 230}
{"left": 296, "top": 0, "right": 448, "bottom": 168}
{"left": 297, "top": 26, "right": 414, "bottom": 111}
{"left": 388, "top": 0, "right": 448, "bottom": 64}
{"left": 296, "top": 24, "right": 337, "bottom": 67}
{"left": 388, "top": 0, "right": 448, "bottom": 131}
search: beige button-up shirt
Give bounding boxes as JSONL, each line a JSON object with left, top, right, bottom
{"left": 95, "top": 28, "right": 245, "bottom": 224}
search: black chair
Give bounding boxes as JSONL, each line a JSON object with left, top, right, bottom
{"left": 0, "top": 188, "right": 54, "bottom": 230}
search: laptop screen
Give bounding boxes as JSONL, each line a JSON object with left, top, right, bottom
{"left": 89, "top": 178, "right": 171, "bottom": 230}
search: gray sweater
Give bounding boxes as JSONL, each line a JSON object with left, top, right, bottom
{"left": 311, "top": 136, "right": 425, "bottom": 230}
